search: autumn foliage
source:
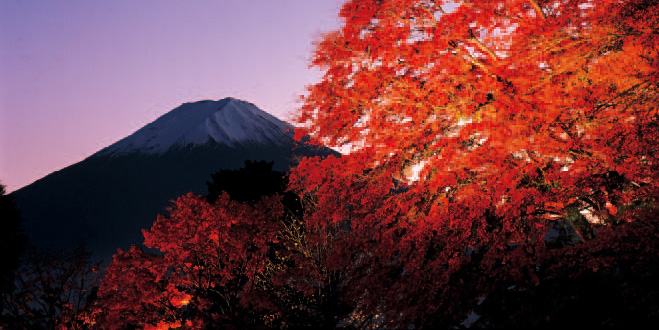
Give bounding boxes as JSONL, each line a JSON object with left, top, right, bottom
{"left": 96, "top": 192, "right": 283, "bottom": 329}
{"left": 291, "top": 0, "right": 659, "bottom": 327}
{"left": 92, "top": 0, "right": 659, "bottom": 329}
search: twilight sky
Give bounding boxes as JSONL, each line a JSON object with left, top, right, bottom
{"left": 0, "top": 0, "right": 343, "bottom": 192}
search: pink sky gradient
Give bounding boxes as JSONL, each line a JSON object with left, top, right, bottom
{"left": 0, "top": 0, "right": 343, "bottom": 192}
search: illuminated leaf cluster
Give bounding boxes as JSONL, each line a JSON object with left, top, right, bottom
{"left": 293, "top": 0, "right": 659, "bottom": 327}
{"left": 96, "top": 193, "right": 283, "bottom": 330}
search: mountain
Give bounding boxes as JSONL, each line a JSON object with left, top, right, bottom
{"left": 12, "top": 98, "right": 330, "bottom": 262}
{"left": 98, "top": 98, "right": 294, "bottom": 156}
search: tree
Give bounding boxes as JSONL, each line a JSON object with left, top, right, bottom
{"left": 0, "top": 183, "right": 25, "bottom": 304}
{"left": 1, "top": 183, "right": 99, "bottom": 330}
{"left": 206, "top": 161, "right": 287, "bottom": 204}
{"left": 96, "top": 161, "right": 355, "bottom": 329}
{"left": 292, "top": 0, "right": 659, "bottom": 327}
{"left": 473, "top": 208, "right": 659, "bottom": 328}
{"left": 205, "top": 161, "right": 354, "bottom": 328}
{"left": 0, "top": 246, "right": 100, "bottom": 330}
{"left": 96, "top": 192, "right": 283, "bottom": 330}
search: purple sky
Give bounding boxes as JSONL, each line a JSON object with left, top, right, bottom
{"left": 0, "top": 0, "right": 343, "bottom": 192}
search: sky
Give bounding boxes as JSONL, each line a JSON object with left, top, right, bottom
{"left": 0, "top": 0, "right": 344, "bottom": 193}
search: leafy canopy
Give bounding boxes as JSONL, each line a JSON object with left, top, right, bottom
{"left": 292, "top": 0, "right": 659, "bottom": 327}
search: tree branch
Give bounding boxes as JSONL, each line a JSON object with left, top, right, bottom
{"left": 469, "top": 30, "right": 499, "bottom": 61}
{"left": 450, "top": 42, "right": 492, "bottom": 74}
{"left": 529, "top": 0, "right": 546, "bottom": 20}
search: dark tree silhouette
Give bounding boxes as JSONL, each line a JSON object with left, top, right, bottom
{"left": 1, "top": 246, "right": 100, "bottom": 330}
{"left": 0, "top": 183, "right": 26, "bottom": 313}
{"left": 206, "top": 160, "right": 286, "bottom": 204}
{"left": 206, "top": 160, "right": 306, "bottom": 228}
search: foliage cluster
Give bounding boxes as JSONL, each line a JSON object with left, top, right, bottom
{"left": 5, "top": 0, "right": 659, "bottom": 328}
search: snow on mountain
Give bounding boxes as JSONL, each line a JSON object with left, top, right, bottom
{"left": 99, "top": 97, "right": 294, "bottom": 156}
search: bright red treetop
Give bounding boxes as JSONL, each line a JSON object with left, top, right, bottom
{"left": 293, "top": 0, "right": 659, "bottom": 326}
{"left": 297, "top": 0, "right": 658, "bottom": 227}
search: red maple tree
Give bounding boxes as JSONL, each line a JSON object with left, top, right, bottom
{"left": 292, "top": 0, "right": 659, "bottom": 327}
{"left": 96, "top": 193, "right": 283, "bottom": 330}
{"left": 93, "top": 166, "right": 354, "bottom": 330}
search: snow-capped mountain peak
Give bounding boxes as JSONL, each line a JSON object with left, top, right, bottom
{"left": 99, "top": 98, "right": 294, "bottom": 156}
